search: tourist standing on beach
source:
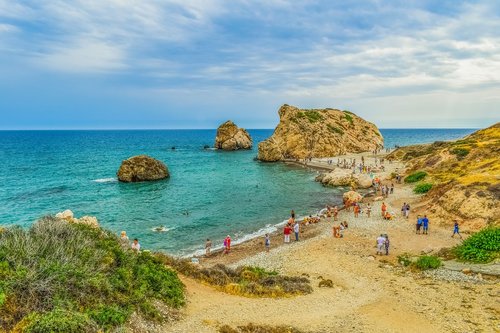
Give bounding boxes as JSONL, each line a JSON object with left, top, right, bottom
{"left": 224, "top": 235, "right": 231, "bottom": 254}
{"left": 205, "top": 238, "right": 212, "bottom": 256}
{"left": 294, "top": 222, "right": 300, "bottom": 241}
{"left": 384, "top": 235, "right": 390, "bottom": 255}
{"left": 354, "top": 204, "right": 360, "bottom": 218}
{"left": 366, "top": 203, "right": 372, "bottom": 218}
{"left": 452, "top": 221, "right": 463, "bottom": 239}
{"left": 376, "top": 234, "right": 386, "bottom": 255}
{"left": 404, "top": 203, "right": 410, "bottom": 218}
{"left": 284, "top": 224, "right": 292, "bottom": 243}
{"left": 401, "top": 203, "right": 407, "bottom": 217}
{"left": 265, "top": 233, "right": 270, "bottom": 252}
{"left": 333, "top": 206, "right": 339, "bottom": 221}
{"left": 381, "top": 202, "right": 387, "bottom": 217}
{"left": 416, "top": 215, "right": 422, "bottom": 234}
{"left": 422, "top": 216, "right": 429, "bottom": 235}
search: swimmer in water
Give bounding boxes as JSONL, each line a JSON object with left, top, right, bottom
{"left": 154, "top": 225, "right": 164, "bottom": 232}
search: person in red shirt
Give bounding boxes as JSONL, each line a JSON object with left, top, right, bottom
{"left": 284, "top": 225, "right": 292, "bottom": 243}
{"left": 381, "top": 202, "right": 387, "bottom": 217}
{"left": 223, "top": 235, "right": 231, "bottom": 254}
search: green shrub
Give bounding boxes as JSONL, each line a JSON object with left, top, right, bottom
{"left": 404, "top": 171, "right": 427, "bottom": 183}
{"left": 305, "top": 111, "right": 323, "bottom": 123}
{"left": 454, "top": 228, "right": 500, "bottom": 263}
{"left": 397, "top": 253, "right": 412, "bottom": 267}
{"left": 24, "top": 308, "right": 96, "bottom": 333}
{"left": 451, "top": 147, "right": 470, "bottom": 159}
{"left": 0, "top": 217, "right": 185, "bottom": 332}
{"left": 344, "top": 113, "right": 353, "bottom": 125}
{"left": 414, "top": 183, "right": 433, "bottom": 194}
{"left": 413, "top": 255, "right": 441, "bottom": 270}
{"left": 327, "top": 124, "right": 344, "bottom": 135}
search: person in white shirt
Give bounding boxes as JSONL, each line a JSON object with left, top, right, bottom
{"left": 376, "top": 234, "right": 386, "bottom": 255}
{"left": 131, "top": 238, "right": 141, "bottom": 252}
{"left": 294, "top": 222, "right": 300, "bottom": 241}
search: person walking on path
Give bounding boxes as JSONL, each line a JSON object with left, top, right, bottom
{"left": 416, "top": 215, "right": 422, "bottom": 234}
{"left": 205, "top": 238, "right": 212, "bottom": 256}
{"left": 264, "top": 233, "right": 270, "bottom": 252}
{"left": 294, "top": 222, "right": 300, "bottom": 241}
{"left": 384, "top": 234, "right": 390, "bottom": 255}
{"left": 366, "top": 203, "right": 372, "bottom": 218}
{"left": 376, "top": 234, "right": 386, "bottom": 255}
{"left": 401, "top": 203, "right": 407, "bottom": 217}
{"left": 404, "top": 203, "right": 410, "bottom": 218}
{"left": 381, "top": 202, "right": 387, "bottom": 217}
{"left": 422, "top": 216, "right": 429, "bottom": 235}
{"left": 284, "top": 224, "right": 292, "bottom": 243}
{"left": 354, "top": 204, "right": 360, "bottom": 218}
{"left": 451, "top": 220, "right": 463, "bottom": 239}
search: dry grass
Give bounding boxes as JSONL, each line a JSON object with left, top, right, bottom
{"left": 219, "top": 323, "right": 305, "bottom": 333}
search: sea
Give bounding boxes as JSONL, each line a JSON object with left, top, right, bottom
{"left": 0, "top": 128, "right": 475, "bottom": 256}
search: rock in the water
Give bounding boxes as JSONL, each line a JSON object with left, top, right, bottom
{"left": 117, "top": 155, "right": 169, "bottom": 182}
{"left": 214, "top": 120, "right": 252, "bottom": 150}
{"left": 258, "top": 104, "right": 383, "bottom": 161}
{"left": 343, "top": 191, "right": 362, "bottom": 206}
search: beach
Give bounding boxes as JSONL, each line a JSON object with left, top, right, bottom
{"left": 168, "top": 151, "right": 500, "bottom": 333}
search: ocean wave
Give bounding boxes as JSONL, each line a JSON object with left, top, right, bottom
{"left": 92, "top": 178, "right": 118, "bottom": 183}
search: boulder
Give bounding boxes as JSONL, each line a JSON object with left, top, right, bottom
{"left": 117, "top": 155, "right": 169, "bottom": 182}
{"left": 318, "top": 169, "right": 373, "bottom": 189}
{"left": 214, "top": 120, "right": 252, "bottom": 150}
{"left": 343, "top": 191, "right": 362, "bottom": 206}
{"left": 55, "top": 209, "right": 74, "bottom": 220}
{"left": 55, "top": 210, "right": 100, "bottom": 228}
{"left": 258, "top": 104, "right": 383, "bottom": 161}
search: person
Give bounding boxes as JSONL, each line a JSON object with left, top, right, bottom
{"left": 205, "top": 238, "right": 212, "bottom": 256}
{"left": 390, "top": 183, "right": 394, "bottom": 194}
{"left": 224, "top": 235, "right": 231, "bottom": 254}
{"left": 131, "top": 238, "right": 140, "bottom": 252}
{"left": 401, "top": 203, "right": 407, "bottom": 217}
{"left": 354, "top": 204, "right": 360, "bottom": 218}
{"left": 294, "top": 221, "right": 300, "bottom": 241}
{"left": 339, "top": 223, "right": 345, "bottom": 238}
{"left": 416, "top": 215, "right": 422, "bottom": 234}
{"left": 422, "top": 215, "right": 429, "bottom": 235}
{"left": 333, "top": 206, "right": 339, "bottom": 221}
{"left": 291, "top": 209, "right": 295, "bottom": 219}
{"left": 376, "top": 234, "right": 386, "bottom": 255}
{"left": 264, "top": 233, "right": 270, "bottom": 252}
{"left": 366, "top": 203, "right": 372, "bottom": 218}
{"left": 384, "top": 234, "right": 390, "bottom": 255}
{"left": 404, "top": 203, "right": 410, "bottom": 218}
{"left": 342, "top": 221, "right": 349, "bottom": 229}
{"left": 381, "top": 202, "right": 387, "bottom": 217}
{"left": 451, "top": 220, "right": 463, "bottom": 239}
{"left": 120, "top": 231, "right": 129, "bottom": 247}
{"left": 284, "top": 224, "right": 292, "bottom": 243}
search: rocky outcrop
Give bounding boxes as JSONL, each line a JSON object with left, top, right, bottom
{"left": 316, "top": 169, "right": 373, "bottom": 189}
{"left": 55, "top": 209, "right": 99, "bottom": 228}
{"left": 343, "top": 191, "right": 362, "bottom": 206}
{"left": 117, "top": 155, "right": 169, "bottom": 182}
{"left": 257, "top": 105, "right": 383, "bottom": 161}
{"left": 388, "top": 122, "right": 500, "bottom": 230}
{"left": 214, "top": 121, "right": 252, "bottom": 150}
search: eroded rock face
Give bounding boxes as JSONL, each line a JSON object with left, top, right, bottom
{"left": 55, "top": 209, "right": 99, "bottom": 228}
{"left": 214, "top": 120, "right": 252, "bottom": 150}
{"left": 258, "top": 105, "right": 383, "bottom": 161}
{"left": 343, "top": 191, "right": 362, "bottom": 206}
{"left": 316, "top": 169, "right": 373, "bottom": 189}
{"left": 117, "top": 155, "right": 169, "bottom": 182}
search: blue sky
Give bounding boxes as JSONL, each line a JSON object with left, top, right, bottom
{"left": 0, "top": 0, "right": 499, "bottom": 129}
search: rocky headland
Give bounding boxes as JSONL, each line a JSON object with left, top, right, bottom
{"left": 388, "top": 122, "right": 500, "bottom": 230}
{"left": 214, "top": 120, "right": 252, "bottom": 150}
{"left": 117, "top": 155, "right": 169, "bottom": 182}
{"left": 257, "top": 104, "right": 383, "bottom": 162}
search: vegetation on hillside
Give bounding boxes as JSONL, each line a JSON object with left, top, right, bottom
{"left": 414, "top": 183, "right": 433, "bottom": 194}
{"left": 0, "top": 217, "right": 185, "bottom": 332}
{"left": 454, "top": 227, "right": 500, "bottom": 263}
{"left": 159, "top": 255, "right": 312, "bottom": 298}
{"left": 404, "top": 171, "right": 427, "bottom": 183}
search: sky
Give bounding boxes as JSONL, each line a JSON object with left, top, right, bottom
{"left": 0, "top": 0, "right": 499, "bottom": 129}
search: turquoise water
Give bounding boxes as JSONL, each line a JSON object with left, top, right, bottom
{"left": 0, "top": 128, "right": 475, "bottom": 255}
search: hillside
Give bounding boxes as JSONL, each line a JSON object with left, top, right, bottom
{"left": 388, "top": 122, "right": 500, "bottom": 229}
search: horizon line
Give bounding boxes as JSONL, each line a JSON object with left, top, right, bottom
{"left": 0, "top": 127, "right": 481, "bottom": 131}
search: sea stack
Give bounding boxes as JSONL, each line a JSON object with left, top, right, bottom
{"left": 258, "top": 104, "right": 383, "bottom": 161}
{"left": 117, "top": 155, "right": 169, "bottom": 182}
{"left": 214, "top": 120, "right": 253, "bottom": 150}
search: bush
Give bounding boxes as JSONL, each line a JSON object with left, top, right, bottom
{"left": 404, "top": 171, "right": 427, "bottom": 183}
{"left": 397, "top": 253, "right": 412, "bottom": 267}
{"left": 414, "top": 183, "right": 433, "bottom": 194}
{"left": 344, "top": 113, "right": 353, "bottom": 125}
{"left": 413, "top": 255, "right": 441, "bottom": 270}
{"left": 454, "top": 228, "right": 500, "bottom": 263}
{"left": 159, "top": 255, "right": 312, "bottom": 298}
{"left": 451, "top": 147, "right": 470, "bottom": 159}
{"left": 24, "top": 309, "right": 96, "bottom": 333}
{"left": 0, "top": 217, "right": 185, "bottom": 332}
{"left": 327, "top": 124, "right": 344, "bottom": 135}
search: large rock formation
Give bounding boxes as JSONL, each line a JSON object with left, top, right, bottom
{"left": 387, "top": 122, "right": 500, "bottom": 230}
{"left": 257, "top": 105, "right": 383, "bottom": 161}
{"left": 316, "top": 169, "right": 373, "bottom": 189}
{"left": 117, "top": 155, "right": 169, "bottom": 182}
{"left": 214, "top": 120, "right": 252, "bottom": 150}
{"left": 55, "top": 209, "right": 99, "bottom": 228}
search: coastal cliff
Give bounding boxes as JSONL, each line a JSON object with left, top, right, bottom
{"left": 257, "top": 105, "right": 383, "bottom": 161}
{"left": 214, "top": 120, "right": 252, "bottom": 150}
{"left": 388, "top": 122, "right": 500, "bottom": 229}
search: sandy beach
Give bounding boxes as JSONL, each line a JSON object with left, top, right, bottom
{"left": 168, "top": 152, "right": 499, "bottom": 333}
